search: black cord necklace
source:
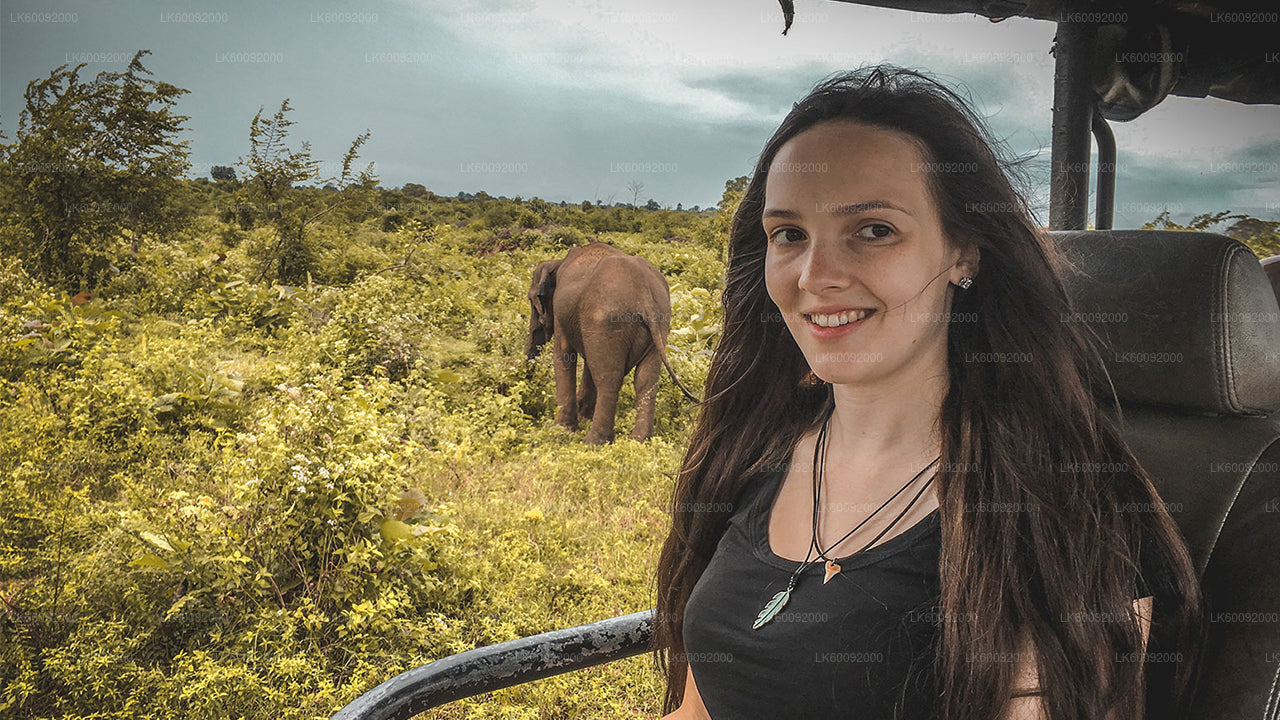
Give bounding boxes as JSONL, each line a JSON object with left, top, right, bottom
{"left": 753, "top": 409, "right": 940, "bottom": 630}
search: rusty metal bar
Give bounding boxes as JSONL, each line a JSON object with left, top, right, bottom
{"left": 1091, "top": 109, "right": 1116, "bottom": 229}
{"left": 330, "top": 610, "right": 654, "bottom": 720}
{"left": 1049, "top": 16, "right": 1098, "bottom": 230}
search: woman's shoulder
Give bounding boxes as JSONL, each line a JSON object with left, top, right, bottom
{"left": 725, "top": 466, "right": 784, "bottom": 520}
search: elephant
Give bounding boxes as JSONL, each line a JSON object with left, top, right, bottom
{"left": 525, "top": 241, "right": 700, "bottom": 444}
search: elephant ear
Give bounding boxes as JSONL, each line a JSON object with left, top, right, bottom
{"left": 537, "top": 271, "right": 556, "bottom": 299}
{"left": 533, "top": 260, "right": 560, "bottom": 318}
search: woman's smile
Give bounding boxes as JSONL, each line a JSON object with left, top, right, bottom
{"left": 803, "top": 308, "right": 877, "bottom": 338}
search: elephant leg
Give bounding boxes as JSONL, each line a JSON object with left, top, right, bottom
{"left": 630, "top": 348, "right": 662, "bottom": 442}
{"left": 552, "top": 332, "right": 578, "bottom": 430}
{"left": 581, "top": 348, "right": 624, "bottom": 446}
{"left": 578, "top": 364, "right": 597, "bottom": 422}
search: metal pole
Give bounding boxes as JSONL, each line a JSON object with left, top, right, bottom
{"left": 331, "top": 610, "right": 654, "bottom": 720}
{"left": 1049, "top": 17, "right": 1098, "bottom": 230}
{"left": 1091, "top": 109, "right": 1116, "bottom": 230}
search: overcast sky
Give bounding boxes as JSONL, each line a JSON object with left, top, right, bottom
{"left": 2, "top": 0, "right": 1277, "bottom": 227}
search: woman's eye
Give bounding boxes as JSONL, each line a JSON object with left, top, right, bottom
{"left": 770, "top": 228, "right": 805, "bottom": 244}
{"left": 857, "top": 223, "right": 894, "bottom": 240}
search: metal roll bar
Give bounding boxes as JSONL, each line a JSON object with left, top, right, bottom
{"left": 331, "top": 610, "right": 654, "bottom": 720}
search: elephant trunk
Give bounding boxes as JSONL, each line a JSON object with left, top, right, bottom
{"left": 525, "top": 317, "right": 550, "bottom": 371}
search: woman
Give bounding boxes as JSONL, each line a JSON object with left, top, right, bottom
{"left": 652, "top": 66, "right": 1203, "bottom": 720}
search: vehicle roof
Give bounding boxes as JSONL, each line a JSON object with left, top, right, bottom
{"left": 819, "top": 0, "right": 1280, "bottom": 109}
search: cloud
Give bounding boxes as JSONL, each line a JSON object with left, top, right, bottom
{"left": 1106, "top": 138, "right": 1280, "bottom": 226}
{"left": 682, "top": 63, "right": 846, "bottom": 118}
{"left": 1, "top": 0, "right": 1273, "bottom": 213}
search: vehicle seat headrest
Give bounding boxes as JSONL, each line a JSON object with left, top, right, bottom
{"left": 1051, "top": 230, "right": 1280, "bottom": 416}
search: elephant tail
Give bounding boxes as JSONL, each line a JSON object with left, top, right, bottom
{"left": 639, "top": 310, "right": 701, "bottom": 404}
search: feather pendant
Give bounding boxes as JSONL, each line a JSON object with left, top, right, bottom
{"left": 753, "top": 587, "right": 791, "bottom": 629}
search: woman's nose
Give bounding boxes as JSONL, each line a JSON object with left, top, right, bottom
{"left": 798, "top": 237, "right": 851, "bottom": 293}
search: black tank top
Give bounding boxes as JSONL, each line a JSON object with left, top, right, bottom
{"left": 683, "top": 467, "right": 943, "bottom": 720}
{"left": 681, "top": 468, "right": 1175, "bottom": 720}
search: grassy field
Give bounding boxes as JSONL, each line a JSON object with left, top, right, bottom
{"left": 4, "top": 177, "right": 1273, "bottom": 719}
{"left": 0, "top": 191, "right": 725, "bottom": 719}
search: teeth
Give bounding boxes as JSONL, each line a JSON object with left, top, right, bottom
{"left": 808, "top": 310, "right": 869, "bottom": 327}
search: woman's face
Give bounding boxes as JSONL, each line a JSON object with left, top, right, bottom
{"left": 763, "top": 120, "right": 975, "bottom": 388}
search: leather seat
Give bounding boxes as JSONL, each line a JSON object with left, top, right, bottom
{"left": 1052, "top": 230, "right": 1280, "bottom": 719}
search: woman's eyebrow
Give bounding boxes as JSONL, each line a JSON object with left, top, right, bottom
{"left": 762, "top": 200, "right": 913, "bottom": 219}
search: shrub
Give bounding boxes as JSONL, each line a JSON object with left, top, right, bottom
{"left": 0, "top": 183, "right": 732, "bottom": 719}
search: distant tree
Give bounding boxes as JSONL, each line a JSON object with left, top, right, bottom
{"left": 645, "top": 198, "right": 660, "bottom": 211}
{"left": 401, "top": 182, "right": 428, "bottom": 197}
{"left": 627, "top": 180, "right": 644, "bottom": 207}
{"left": 237, "top": 98, "right": 376, "bottom": 282}
{"left": 211, "top": 165, "right": 237, "bottom": 181}
{"left": 676, "top": 202, "right": 683, "bottom": 211}
{"left": 0, "top": 49, "right": 191, "bottom": 290}
{"left": 482, "top": 203, "right": 518, "bottom": 229}
{"left": 381, "top": 210, "right": 407, "bottom": 233}
{"left": 1143, "top": 209, "right": 1234, "bottom": 232}
{"left": 719, "top": 176, "right": 750, "bottom": 211}
{"left": 1227, "top": 215, "right": 1280, "bottom": 257}
{"left": 1145, "top": 209, "right": 1280, "bottom": 258}
{"left": 691, "top": 205, "right": 701, "bottom": 212}
{"left": 516, "top": 208, "right": 540, "bottom": 228}
{"left": 581, "top": 200, "right": 592, "bottom": 210}
{"left": 707, "top": 175, "right": 750, "bottom": 262}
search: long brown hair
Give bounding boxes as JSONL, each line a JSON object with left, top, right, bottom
{"left": 651, "top": 66, "right": 1203, "bottom": 720}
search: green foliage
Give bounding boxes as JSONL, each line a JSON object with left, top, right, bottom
{"left": 1143, "top": 209, "right": 1280, "bottom": 259}
{"left": 0, "top": 55, "right": 731, "bottom": 713}
{"left": 237, "top": 99, "right": 378, "bottom": 284}
{"left": 0, "top": 191, "right": 722, "bottom": 718}
{"left": 0, "top": 50, "right": 192, "bottom": 292}
{"left": 707, "top": 175, "right": 749, "bottom": 264}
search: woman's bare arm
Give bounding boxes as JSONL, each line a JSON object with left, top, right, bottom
{"left": 1001, "top": 596, "right": 1154, "bottom": 720}
{"left": 659, "top": 664, "right": 712, "bottom": 720}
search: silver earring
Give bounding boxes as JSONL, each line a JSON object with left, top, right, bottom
{"left": 957, "top": 277, "right": 973, "bottom": 289}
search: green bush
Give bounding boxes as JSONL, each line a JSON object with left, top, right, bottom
{"left": 0, "top": 186, "right": 727, "bottom": 719}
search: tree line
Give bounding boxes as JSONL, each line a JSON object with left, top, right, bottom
{"left": 1, "top": 49, "right": 1275, "bottom": 294}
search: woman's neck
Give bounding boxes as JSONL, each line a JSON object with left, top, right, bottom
{"left": 824, "top": 368, "right": 947, "bottom": 476}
